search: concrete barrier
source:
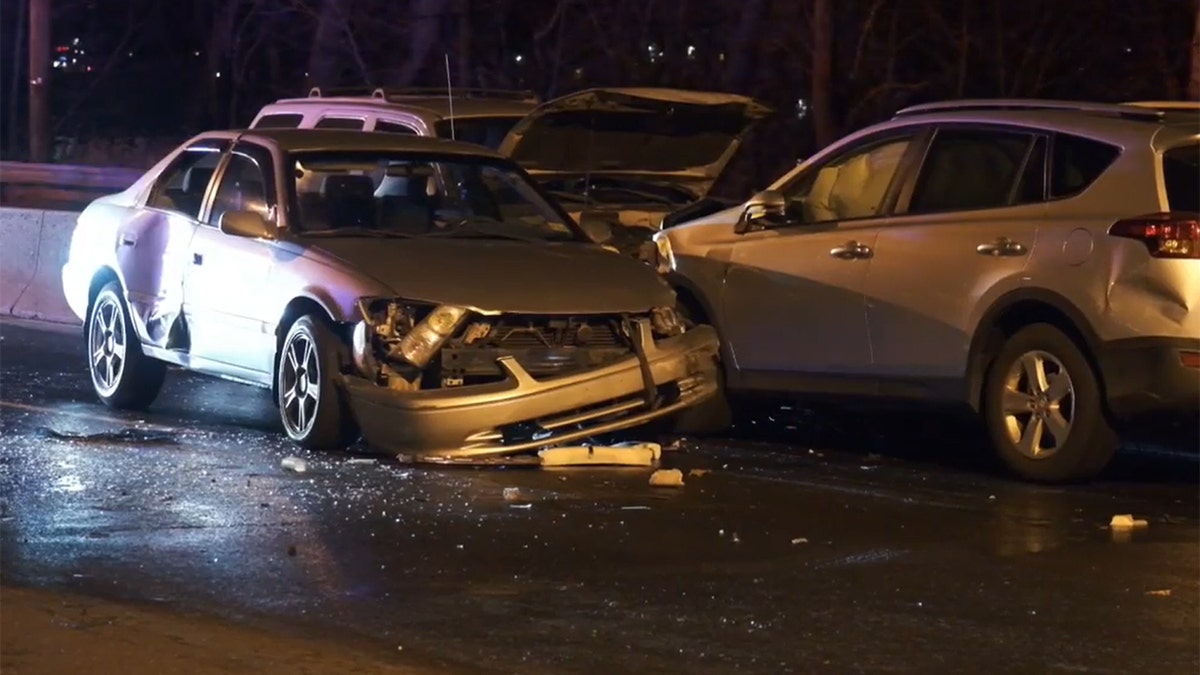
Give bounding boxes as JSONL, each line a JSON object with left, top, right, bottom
{"left": 2, "top": 206, "right": 82, "bottom": 325}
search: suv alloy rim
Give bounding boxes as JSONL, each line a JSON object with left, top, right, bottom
{"left": 1000, "top": 350, "right": 1076, "bottom": 459}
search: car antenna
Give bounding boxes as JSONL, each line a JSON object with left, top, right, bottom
{"left": 444, "top": 53, "right": 456, "bottom": 140}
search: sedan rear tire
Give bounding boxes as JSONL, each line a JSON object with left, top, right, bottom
{"left": 982, "top": 323, "right": 1118, "bottom": 483}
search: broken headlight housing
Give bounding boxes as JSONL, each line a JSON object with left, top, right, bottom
{"left": 354, "top": 298, "right": 472, "bottom": 379}
{"left": 652, "top": 232, "right": 676, "bottom": 275}
{"left": 651, "top": 305, "right": 685, "bottom": 337}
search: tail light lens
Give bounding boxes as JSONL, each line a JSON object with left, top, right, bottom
{"left": 1108, "top": 212, "right": 1200, "bottom": 258}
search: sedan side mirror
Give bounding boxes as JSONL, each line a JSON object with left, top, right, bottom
{"left": 578, "top": 211, "right": 615, "bottom": 244}
{"left": 219, "top": 210, "right": 273, "bottom": 240}
{"left": 734, "top": 189, "right": 788, "bottom": 234}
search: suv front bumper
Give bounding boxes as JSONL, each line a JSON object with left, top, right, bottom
{"left": 341, "top": 321, "right": 720, "bottom": 459}
{"left": 1100, "top": 337, "right": 1200, "bottom": 418}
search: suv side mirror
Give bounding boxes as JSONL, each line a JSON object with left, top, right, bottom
{"left": 734, "top": 189, "right": 788, "bottom": 234}
{"left": 219, "top": 210, "right": 273, "bottom": 240}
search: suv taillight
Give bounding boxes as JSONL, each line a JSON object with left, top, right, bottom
{"left": 1108, "top": 212, "right": 1200, "bottom": 259}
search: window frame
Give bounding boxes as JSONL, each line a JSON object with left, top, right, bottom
{"left": 252, "top": 112, "right": 304, "bottom": 129}
{"left": 202, "top": 140, "right": 279, "bottom": 229}
{"left": 313, "top": 115, "right": 367, "bottom": 130}
{"left": 371, "top": 118, "right": 422, "bottom": 135}
{"left": 767, "top": 124, "right": 932, "bottom": 231}
{"left": 892, "top": 122, "right": 1052, "bottom": 217}
{"left": 142, "top": 139, "right": 231, "bottom": 219}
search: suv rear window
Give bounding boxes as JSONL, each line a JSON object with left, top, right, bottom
{"left": 1049, "top": 133, "right": 1120, "bottom": 199}
{"left": 253, "top": 113, "right": 303, "bottom": 129}
{"left": 314, "top": 116, "right": 365, "bottom": 130}
{"left": 1162, "top": 144, "right": 1199, "bottom": 212}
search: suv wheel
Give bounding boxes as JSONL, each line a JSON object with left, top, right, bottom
{"left": 277, "top": 315, "right": 359, "bottom": 449}
{"left": 87, "top": 281, "right": 166, "bottom": 410}
{"left": 982, "top": 323, "right": 1118, "bottom": 483}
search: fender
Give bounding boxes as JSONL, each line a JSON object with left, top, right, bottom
{"left": 965, "top": 287, "right": 1102, "bottom": 410}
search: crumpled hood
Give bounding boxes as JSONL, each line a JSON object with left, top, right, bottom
{"left": 499, "top": 87, "right": 772, "bottom": 199}
{"left": 303, "top": 237, "right": 675, "bottom": 314}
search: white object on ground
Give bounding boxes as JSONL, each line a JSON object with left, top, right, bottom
{"left": 791, "top": 537, "right": 808, "bottom": 545}
{"left": 648, "top": 468, "right": 684, "bottom": 487}
{"left": 1109, "top": 514, "right": 1149, "bottom": 530}
{"left": 346, "top": 457, "right": 376, "bottom": 465}
{"left": 538, "top": 442, "right": 662, "bottom": 467}
{"left": 502, "top": 487, "right": 523, "bottom": 501}
{"left": 281, "top": 456, "right": 308, "bottom": 473}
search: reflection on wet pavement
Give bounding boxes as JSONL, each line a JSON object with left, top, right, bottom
{"left": 1, "top": 318, "right": 1197, "bottom": 674}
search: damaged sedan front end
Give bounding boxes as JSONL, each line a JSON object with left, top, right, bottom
{"left": 345, "top": 298, "right": 719, "bottom": 459}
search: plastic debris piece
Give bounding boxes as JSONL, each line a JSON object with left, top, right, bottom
{"left": 509, "top": 503, "right": 532, "bottom": 510}
{"left": 791, "top": 537, "right": 809, "bottom": 545}
{"left": 648, "top": 468, "right": 685, "bottom": 487}
{"left": 1109, "top": 514, "right": 1149, "bottom": 530}
{"left": 621, "top": 505, "right": 651, "bottom": 511}
{"left": 281, "top": 456, "right": 308, "bottom": 473}
{"left": 731, "top": 532, "right": 741, "bottom": 543}
{"left": 539, "top": 442, "right": 662, "bottom": 467}
{"left": 502, "top": 487, "right": 522, "bottom": 501}
{"left": 1146, "top": 589, "right": 1172, "bottom": 597}
{"left": 346, "top": 457, "right": 377, "bottom": 465}
{"left": 688, "top": 469, "right": 711, "bottom": 477}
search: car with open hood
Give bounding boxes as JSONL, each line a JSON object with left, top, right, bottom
{"left": 60, "top": 129, "right": 721, "bottom": 460}
{"left": 497, "top": 87, "right": 773, "bottom": 259}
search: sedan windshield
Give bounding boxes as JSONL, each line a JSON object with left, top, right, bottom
{"left": 289, "top": 151, "right": 581, "bottom": 241}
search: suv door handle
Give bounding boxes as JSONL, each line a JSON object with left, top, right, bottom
{"left": 976, "top": 237, "right": 1027, "bottom": 257}
{"left": 830, "top": 240, "right": 873, "bottom": 260}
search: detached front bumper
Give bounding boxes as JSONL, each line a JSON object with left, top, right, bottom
{"left": 341, "top": 321, "right": 721, "bottom": 459}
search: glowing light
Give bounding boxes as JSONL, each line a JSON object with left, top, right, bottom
{"left": 686, "top": 45, "right": 696, "bottom": 56}
{"left": 514, "top": 54, "right": 524, "bottom": 63}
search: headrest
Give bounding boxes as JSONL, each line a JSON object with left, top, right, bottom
{"left": 322, "top": 174, "right": 376, "bottom": 200}
{"left": 182, "top": 166, "right": 214, "bottom": 193}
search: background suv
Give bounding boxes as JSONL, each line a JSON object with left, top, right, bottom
{"left": 249, "top": 87, "right": 540, "bottom": 150}
{"left": 655, "top": 99, "right": 1199, "bottom": 482}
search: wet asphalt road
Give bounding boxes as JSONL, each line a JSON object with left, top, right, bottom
{"left": 1, "top": 318, "right": 1197, "bottom": 674}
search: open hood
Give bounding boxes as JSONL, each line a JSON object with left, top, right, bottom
{"left": 498, "top": 88, "right": 772, "bottom": 198}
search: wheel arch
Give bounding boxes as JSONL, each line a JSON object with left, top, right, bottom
{"left": 966, "top": 288, "right": 1103, "bottom": 411}
{"left": 271, "top": 294, "right": 346, "bottom": 399}
{"left": 85, "top": 266, "right": 123, "bottom": 321}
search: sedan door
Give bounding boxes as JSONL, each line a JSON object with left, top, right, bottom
{"left": 183, "top": 141, "right": 280, "bottom": 377}
{"left": 864, "top": 126, "right": 1048, "bottom": 385}
{"left": 720, "top": 129, "right": 926, "bottom": 389}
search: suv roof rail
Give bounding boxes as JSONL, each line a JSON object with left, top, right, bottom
{"left": 306, "top": 86, "right": 539, "bottom": 103}
{"left": 1121, "top": 100, "right": 1200, "bottom": 112}
{"left": 893, "top": 99, "right": 1167, "bottom": 121}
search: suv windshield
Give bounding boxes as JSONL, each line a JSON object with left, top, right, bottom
{"left": 289, "top": 152, "right": 581, "bottom": 241}
{"left": 433, "top": 116, "right": 523, "bottom": 150}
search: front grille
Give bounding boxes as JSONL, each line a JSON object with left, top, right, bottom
{"left": 479, "top": 316, "right": 628, "bottom": 349}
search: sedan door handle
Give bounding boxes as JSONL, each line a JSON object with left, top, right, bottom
{"left": 976, "top": 237, "right": 1027, "bottom": 257}
{"left": 192, "top": 253, "right": 203, "bottom": 266}
{"left": 830, "top": 240, "right": 873, "bottom": 260}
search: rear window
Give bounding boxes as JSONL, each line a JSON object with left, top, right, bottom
{"left": 1162, "top": 144, "right": 1199, "bottom": 212}
{"left": 1049, "top": 133, "right": 1120, "bottom": 199}
{"left": 252, "top": 113, "right": 303, "bottom": 129}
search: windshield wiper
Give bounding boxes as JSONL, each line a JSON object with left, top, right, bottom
{"left": 425, "top": 216, "right": 568, "bottom": 243}
{"left": 302, "top": 227, "right": 418, "bottom": 238}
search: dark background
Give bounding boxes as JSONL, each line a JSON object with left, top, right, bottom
{"left": 2, "top": 0, "right": 1198, "bottom": 190}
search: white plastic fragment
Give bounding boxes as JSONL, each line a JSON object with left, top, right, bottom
{"left": 502, "top": 487, "right": 523, "bottom": 501}
{"left": 509, "top": 503, "right": 532, "bottom": 510}
{"left": 1146, "top": 589, "right": 1172, "bottom": 597}
{"left": 539, "top": 442, "right": 662, "bottom": 467}
{"left": 791, "top": 537, "right": 809, "bottom": 545}
{"left": 281, "top": 456, "right": 308, "bottom": 473}
{"left": 648, "top": 468, "right": 685, "bottom": 487}
{"left": 346, "top": 457, "right": 377, "bottom": 465}
{"left": 1109, "top": 514, "right": 1149, "bottom": 530}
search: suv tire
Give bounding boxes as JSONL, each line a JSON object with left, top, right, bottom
{"left": 277, "top": 315, "right": 359, "bottom": 449}
{"left": 87, "top": 281, "right": 167, "bottom": 410}
{"left": 982, "top": 323, "right": 1118, "bottom": 483}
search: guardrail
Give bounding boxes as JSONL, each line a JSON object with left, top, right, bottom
{"left": 0, "top": 160, "right": 142, "bottom": 210}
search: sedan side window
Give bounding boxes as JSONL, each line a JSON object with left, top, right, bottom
{"left": 907, "top": 129, "right": 1038, "bottom": 214}
{"left": 782, "top": 136, "right": 914, "bottom": 224}
{"left": 145, "top": 145, "right": 226, "bottom": 219}
{"left": 208, "top": 149, "right": 274, "bottom": 228}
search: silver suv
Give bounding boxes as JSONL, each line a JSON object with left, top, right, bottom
{"left": 249, "top": 87, "right": 541, "bottom": 150}
{"left": 654, "top": 99, "right": 1199, "bottom": 482}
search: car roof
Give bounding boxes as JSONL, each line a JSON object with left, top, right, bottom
{"left": 887, "top": 99, "right": 1198, "bottom": 145}
{"left": 202, "top": 128, "right": 509, "bottom": 158}
{"left": 260, "top": 95, "right": 538, "bottom": 121}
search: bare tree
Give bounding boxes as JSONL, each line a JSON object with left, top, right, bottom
{"left": 1190, "top": 0, "right": 1200, "bottom": 100}
{"left": 811, "top": 0, "right": 836, "bottom": 148}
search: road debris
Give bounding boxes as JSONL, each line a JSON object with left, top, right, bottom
{"left": 502, "top": 487, "right": 523, "bottom": 501}
{"left": 37, "top": 426, "right": 178, "bottom": 445}
{"left": 1109, "top": 514, "right": 1149, "bottom": 530}
{"left": 509, "top": 503, "right": 533, "bottom": 510}
{"left": 1146, "top": 589, "right": 1172, "bottom": 597}
{"left": 649, "top": 468, "right": 685, "bottom": 487}
{"left": 281, "top": 456, "right": 308, "bottom": 473}
{"left": 538, "top": 442, "right": 662, "bottom": 467}
{"left": 621, "top": 505, "right": 651, "bottom": 511}
{"left": 688, "top": 469, "right": 710, "bottom": 477}
{"left": 791, "top": 537, "right": 809, "bottom": 545}
{"left": 345, "top": 457, "right": 377, "bottom": 465}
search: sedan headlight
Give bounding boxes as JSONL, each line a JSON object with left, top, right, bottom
{"left": 652, "top": 232, "right": 676, "bottom": 275}
{"left": 395, "top": 305, "right": 471, "bottom": 368}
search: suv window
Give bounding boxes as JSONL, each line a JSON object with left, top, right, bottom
{"left": 375, "top": 120, "right": 418, "bottom": 135}
{"left": 314, "top": 116, "right": 365, "bottom": 130}
{"left": 1049, "top": 133, "right": 1120, "bottom": 199}
{"left": 209, "top": 145, "right": 273, "bottom": 228}
{"left": 908, "top": 128, "right": 1037, "bottom": 213}
{"left": 146, "top": 143, "right": 227, "bottom": 219}
{"left": 253, "top": 113, "right": 303, "bottom": 129}
{"left": 782, "top": 134, "right": 915, "bottom": 223}
{"left": 1162, "top": 144, "right": 1199, "bottom": 212}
